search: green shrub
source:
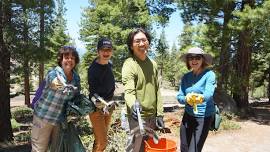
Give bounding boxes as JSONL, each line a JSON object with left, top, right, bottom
{"left": 11, "top": 106, "right": 33, "bottom": 123}
{"left": 220, "top": 112, "right": 241, "bottom": 130}
{"left": 11, "top": 118, "right": 21, "bottom": 131}
{"left": 14, "top": 131, "right": 31, "bottom": 143}
{"left": 81, "top": 105, "right": 127, "bottom": 151}
{"left": 251, "top": 86, "right": 267, "bottom": 99}
{"left": 73, "top": 117, "right": 93, "bottom": 136}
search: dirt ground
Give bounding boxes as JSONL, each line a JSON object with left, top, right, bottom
{"left": 160, "top": 100, "right": 270, "bottom": 152}
{"left": 9, "top": 90, "right": 270, "bottom": 152}
{"left": 204, "top": 120, "right": 270, "bottom": 152}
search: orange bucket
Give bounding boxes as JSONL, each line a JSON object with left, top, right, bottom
{"left": 144, "top": 137, "right": 177, "bottom": 152}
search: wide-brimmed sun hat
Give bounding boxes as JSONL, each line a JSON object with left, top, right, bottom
{"left": 180, "top": 47, "right": 213, "bottom": 65}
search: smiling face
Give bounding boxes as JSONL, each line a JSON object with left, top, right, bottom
{"left": 187, "top": 54, "right": 204, "bottom": 74}
{"left": 131, "top": 32, "right": 149, "bottom": 61}
{"left": 97, "top": 47, "right": 113, "bottom": 64}
{"left": 57, "top": 46, "right": 79, "bottom": 75}
{"left": 61, "top": 52, "right": 76, "bottom": 73}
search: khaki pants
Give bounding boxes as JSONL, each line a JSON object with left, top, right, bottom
{"left": 31, "top": 115, "right": 60, "bottom": 152}
{"left": 89, "top": 110, "right": 113, "bottom": 152}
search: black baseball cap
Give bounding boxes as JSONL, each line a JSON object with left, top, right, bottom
{"left": 97, "top": 38, "right": 113, "bottom": 50}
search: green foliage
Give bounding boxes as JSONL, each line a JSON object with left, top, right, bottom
{"left": 251, "top": 85, "right": 267, "bottom": 99}
{"left": 46, "top": 0, "right": 72, "bottom": 69}
{"left": 176, "top": 0, "right": 270, "bottom": 110}
{"left": 78, "top": 51, "right": 96, "bottom": 95}
{"left": 219, "top": 112, "right": 241, "bottom": 131}
{"left": 156, "top": 29, "right": 169, "bottom": 81}
{"left": 73, "top": 117, "right": 93, "bottom": 136}
{"left": 80, "top": 107, "right": 127, "bottom": 151}
{"left": 11, "top": 106, "right": 33, "bottom": 123}
{"left": 13, "top": 131, "right": 31, "bottom": 143}
{"left": 80, "top": 0, "right": 152, "bottom": 83}
{"left": 79, "top": 0, "right": 176, "bottom": 87}
{"left": 11, "top": 119, "right": 21, "bottom": 130}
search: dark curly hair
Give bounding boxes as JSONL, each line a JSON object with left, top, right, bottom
{"left": 57, "top": 46, "right": 80, "bottom": 67}
{"left": 126, "top": 28, "right": 151, "bottom": 55}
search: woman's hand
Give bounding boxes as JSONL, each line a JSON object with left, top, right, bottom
{"left": 50, "top": 77, "right": 64, "bottom": 90}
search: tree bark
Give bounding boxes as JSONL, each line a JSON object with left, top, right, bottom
{"left": 218, "top": 2, "right": 234, "bottom": 90}
{"left": 39, "top": 0, "right": 45, "bottom": 84}
{"left": 0, "top": 0, "right": 13, "bottom": 142}
{"left": 233, "top": 30, "right": 251, "bottom": 114}
{"left": 233, "top": 0, "right": 255, "bottom": 116}
{"left": 267, "top": 67, "right": 270, "bottom": 102}
{"left": 24, "top": 60, "right": 30, "bottom": 107}
{"left": 22, "top": 6, "right": 30, "bottom": 107}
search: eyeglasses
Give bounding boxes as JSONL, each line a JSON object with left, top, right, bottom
{"left": 133, "top": 38, "right": 148, "bottom": 45}
{"left": 187, "top": 55, "right": 202, "bottom": 61}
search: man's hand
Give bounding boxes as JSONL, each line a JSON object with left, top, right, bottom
{"left": 131, "top": 102, "right": 142, "bottom": 121}
{"left": 156, "top": 116, "right": 165, "bottom": 130}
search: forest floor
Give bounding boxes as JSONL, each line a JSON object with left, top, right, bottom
{"left": 161, "top": 101, "right": 270, "bottom": 152}
{"left": 4, "top": 89, "right": 270, "bottom": 152}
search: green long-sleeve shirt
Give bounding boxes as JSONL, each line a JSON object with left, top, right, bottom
{"left": 122, "top": 55, "right": 163, "bottom": 118}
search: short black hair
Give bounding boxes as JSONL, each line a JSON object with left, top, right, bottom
{"left": 57, "top": 46, "right": 80, "bottom": 67}
{"left": 126, "top": 28, "right": 151, "bottom": 55}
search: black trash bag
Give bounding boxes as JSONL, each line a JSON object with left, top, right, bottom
{"left": 50, "top": 122, "right": 86, "bottom": 152}
{"left": 67, "top": 94, "right": 96, "bottom": 116}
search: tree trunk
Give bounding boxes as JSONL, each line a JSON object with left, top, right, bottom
{"left": 22, "top": 6, "right": 30, "bottom": 107}
{"left": 0, "top": 0, "right": 13, "bottom": 142}
{"left": 233, "top": 30, "right": 251, "bottom": 115}
{"left": 233, "top": 0, "right": 255, "bottom": 116}
{"left": 39, "top": 0, "right": 45, "bottom": 84}
{"left": 218, "top": 2, "right": 234, "bottom": 90}
{"left": 267, "top": 67, "right": 270, "bottom": 103}
{"left": 24, "top": 60, "right": 30, "bottom": 107}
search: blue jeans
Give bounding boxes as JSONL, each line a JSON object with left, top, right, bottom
{"left": 180, "top": 112, "right": 214, "bottom": 152}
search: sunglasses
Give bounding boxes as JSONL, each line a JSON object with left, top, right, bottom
{"left": 187, "top": 55, "right": 202, "bottom": 61}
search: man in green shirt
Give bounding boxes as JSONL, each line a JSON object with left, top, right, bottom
{"left": 122, "top": 28, "right": 165, "bottom": 152}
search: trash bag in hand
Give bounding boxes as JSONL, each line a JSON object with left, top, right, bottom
{"left": 50, "top": 122, "right": 85, "bottom": 152}
{"left": 67, "top": 94, "right": 96, "bottom": 116}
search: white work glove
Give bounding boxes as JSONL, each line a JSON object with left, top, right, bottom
{"left": 50, "top": 77, "right": 64, "bottom": 90}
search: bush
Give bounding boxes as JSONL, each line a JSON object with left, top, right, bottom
{"left": 81, "top": 105, "right": 127, "bottom": 151}
{"left": 220, "top": 112, "right": 241, "bottom": 130}
{"left": 11, "top": 106, "right": 33, "bottom": 123}
{"left": 14, "top": 131, "right": 31, "bottom": 144}
{"left": 11, "top": 118, "right": 21, "bottom": 131}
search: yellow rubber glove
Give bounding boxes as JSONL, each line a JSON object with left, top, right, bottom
{"left": 51, "top": 77, "right": 64, "bottom": 90}
{"left": 190, "top": 93, "right": 198, "bottom": 113}
{"left": 185, "top": 93, "right": 194, "bottom": 106}
{"left": 195, "top": 94, "right": 204, "bottom": 104}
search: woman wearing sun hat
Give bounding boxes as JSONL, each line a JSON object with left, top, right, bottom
{"left": 177, "top": 47, "right": 216, "bottom": 152}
